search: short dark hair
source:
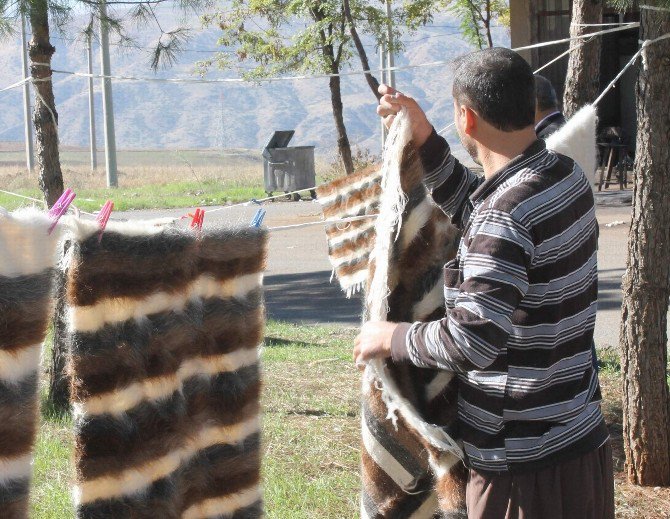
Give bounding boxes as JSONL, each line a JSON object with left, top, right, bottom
{"left": 534, "top": 74, "right": 559, "bottom": 112}
{"left": 452, "top": 48, "right": 535, "bottom": 131}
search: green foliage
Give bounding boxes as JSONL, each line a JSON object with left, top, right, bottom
{"left": 199, "top": 0, "right": 447, "bottom": 79}
{"left": 445, "top": 0, "right": 509, "bottom": 49}
{"left": 200, "top": 0, "right": 348, "bottom": 78}
{"left": 0, "top": 0, "right": 212, "bottom": 70}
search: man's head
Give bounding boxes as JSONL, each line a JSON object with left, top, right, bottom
{"left": 451, "top": 48, "right": 536, "bottom": 164}
{"left": 534, "top": 74, "right": 559, "bottom": 123}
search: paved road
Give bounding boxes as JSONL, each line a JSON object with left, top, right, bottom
{"left": 119, "top": 200, "right": 363, "bottom": 327}
{"left": 118, "top": 190, "right": 659, "bottom": 348}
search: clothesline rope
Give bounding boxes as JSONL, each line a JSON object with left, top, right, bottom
{"left": 0, "top": 189, "right": 45, "bottom": 204}
{"left": 1, "top": 23, "right": 639, "bottom": 92}
{"left": 0, "top": 188, "right": 100, "bottom": 218}
{"left": 593, "top": 31, "right": 670, "bottom": 106}
{"left": 266, "top": 213, "right": 378, "bottom": 232}
{"left": 205, "top": 186, "right": 320, "bottom": 213}
{"left": 437, "top": 28, "right": 669, "bottom": 135}
{"left": 0, "top": 184, "right": 378, "bottom": 231}
{"left": 533, "top": 38, "right": 592, "bottom": 74}
{"left": 572, "top": 22, "right": 636, "bottom": 27}
{"left": 640, "top": 4, "right": 670, "bottom": 12}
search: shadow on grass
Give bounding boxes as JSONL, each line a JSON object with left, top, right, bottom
{"left": 265, "top": 271, "right": 362, "bottom": 325}
{"left": 40, "top": 392, "right": 72, "bottom": 424}
{"left": 265, "top": 336, "right": 317, "bottom": 349}
{"left": 286, "top": 409, "right": 358, "bottom": 418}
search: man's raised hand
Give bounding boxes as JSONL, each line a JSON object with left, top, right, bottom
{"left": 376, "top": 84, "right": 434, "bottom": 148}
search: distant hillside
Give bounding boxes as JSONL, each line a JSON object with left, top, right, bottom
{"left": 0, "top": 9, "right": 509, "bottom": 159}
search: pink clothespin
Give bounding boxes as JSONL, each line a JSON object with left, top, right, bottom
{"left": 96, "top": 200, "right": 114, "bottom": 242}
{"left": 47, "top": 188, "right": 76, "bottom": 234}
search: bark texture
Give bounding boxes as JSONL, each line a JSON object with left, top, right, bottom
{"left": 311, "top": 6, "right": 354, "bottom": 175}
{"left": 329, "top": 74, "right": 354, "bottom": 175}
{"left": 343, "top": 0, "right": 381, "bottom": 100}
{"left": 562, "top": 0, "right": 603, "bottom": 118}
{"left": 47, "top": 241, "right": 71, "bottom": 415}
{"left": 28, "top": 0, "right": 64, "bottom": 208}
{"left": 620, "top": 2, "right": 670, "bottom": 487}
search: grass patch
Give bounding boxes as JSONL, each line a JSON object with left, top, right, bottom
{"left": 0, "top": 180, "right": 267, "bottom": 212}
{"left": 0, "top": 148, "right": 336, "bottom": 212}
{"left": 29, "top": 324, "right": 670, "bottom": 517}
{"left": 262, "top": 322, "right": 360, "bottom": 517}
{"left": 0, "top": 150, "right": 268, "bottom": 211}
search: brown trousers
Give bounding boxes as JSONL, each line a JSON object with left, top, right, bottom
{"left": 466, "top": 440, "right": 615, "bottom": 519}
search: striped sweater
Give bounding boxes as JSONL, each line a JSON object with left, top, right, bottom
{"left": 391, "top": 131, "right": 609, "bottom": 473}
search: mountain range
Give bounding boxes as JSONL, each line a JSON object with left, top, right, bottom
{"left": 0, "top": 8, "right": 509, "bottom": 158}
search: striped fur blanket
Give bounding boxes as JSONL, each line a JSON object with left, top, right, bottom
{"left": 316, "top": 166, "right": 382, "bottom": 297}
{"left": 0, "top": 209, "right": 61, "bottom": 518}
{"left": 63, "top": 218, "right": 266, "bottom": 518}
{"left": 317, "top": 117, "right": 466, "bottom": 517}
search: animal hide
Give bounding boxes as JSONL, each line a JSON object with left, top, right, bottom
{"left": 546, "top": 104, "right": 597, "bottom": 188}
{"left": 318, "top": 115, "right": 467, "bottom": 517}
{"left": 63, "top": 218, "right": 266, "bottom": 519}
{"left": 316, "top": 165, "right": 382, "bottom": 297}
{"left": 0, "top": 209, "right": 61, "bottom": 518}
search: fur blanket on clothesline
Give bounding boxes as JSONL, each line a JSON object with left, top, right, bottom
{"left": 318, "top": 115, "right": 466, "bottom": 517}
{"left": 316, "top": 166, "right": 382, "bottom": 297}
{"left": 63, "top": 218, "right": 267, "bottom": 518}
{"left": 0, "top": 209, "right": 61, "bottom": 519}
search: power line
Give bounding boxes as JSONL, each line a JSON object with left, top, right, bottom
{"left": 5, "top": 23, "right": 641, "bottom": 91}
{"left": 43, "top": 24, "right": 471, "bottom": 55}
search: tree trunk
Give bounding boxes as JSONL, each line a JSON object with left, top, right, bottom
{"left": 343, "top": 0, "right": 381, "bottom": 100}
{"left": 28, "top": 0, "right": 64, "bottom": 208}
{"left": 484, "top": 1, "right": 493, "bottom": 48}
{"left": 469, "top": 4, "right": 483, "bottom": 50}
{"left": 620, "top": 2, "right": 670, "bottom": 487}
{"left": 329, "top": 74, "right": 354, "bottom": 175}
{"left": 562, "top": 0, "right": 603, "bottom": 118}
{"left": 483, "top": 20, "right": 493, "bottom": 48}
{"left": 47, "top": 241, "right": 71, "bottom": 415}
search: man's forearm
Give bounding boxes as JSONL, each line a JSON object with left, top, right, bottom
{"left": 388, "top": 208, "right": 532, "bottom": 373}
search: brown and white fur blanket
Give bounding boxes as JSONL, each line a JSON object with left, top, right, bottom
{"left": 318, "top": 114, "right": 466, "bottom": 517}
{"left": 0, "top": 209, "right": 61, "bottom": 518}
{"left": 63, "top": 218, "right": 266, "bottom": 518}
{"left": 317, "top": 165, "right": 382, "bottom": 297}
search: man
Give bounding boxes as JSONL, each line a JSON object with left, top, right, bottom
{"left": 353, "top": 48, "right": 614, "bottom": 518}
{"left": 534, "top": 74, "right": 566, "bottom": 139}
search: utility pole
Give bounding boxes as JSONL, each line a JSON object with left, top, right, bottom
{"left": 380, "top": 42, "right": 387, "bottom": 149}
{"left": 99, "top": 0, "right": 118, "bottom": 187}
{"left": 86, "top": 32, "right": 97, "bottom": 171}
{"left": 20, "top": 12, "right": 34, "bottom": 173}
{"left": 385, "top": 0, "right": 396, "bottom": 89}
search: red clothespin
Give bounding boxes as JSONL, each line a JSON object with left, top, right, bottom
{"left": 96, "top": 200, "right": 114, "bottom": 242}
{"left": 47, "top": 188, "right": 76, "bottom": 234}
{"left": 189, "top": 208, "right": 205, "bottom": 233}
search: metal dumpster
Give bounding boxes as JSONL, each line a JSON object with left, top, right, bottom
{"left": 262, "top": 131, "right": 316, "bottom": 200}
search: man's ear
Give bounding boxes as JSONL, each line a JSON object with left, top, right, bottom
{"left": 463, "top": 106, "right": 477, "bottom": 136}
